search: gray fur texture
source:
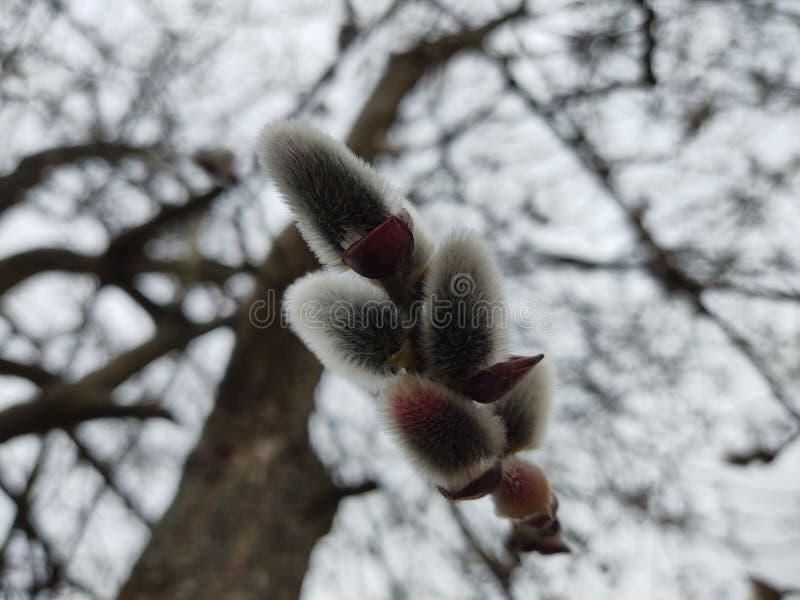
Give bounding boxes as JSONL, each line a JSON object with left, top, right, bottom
{"left": 492, "top": 356, "right": 554, "bottom": 453}
{"left": 284, "top": 271, "right": 406, "bottom": 389}
{"left": 260, "top": 120, "right": 402, "bottom": 267}
{"left": 422, "top": 230, "right": 507, "bottom": 381}
{"left": 384, "top": 375, "right": 506, "bottom": 489}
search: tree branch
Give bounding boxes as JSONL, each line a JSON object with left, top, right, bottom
{"left": 0, "top": 142, "right": 153, "bottom": 216}
{"left": 500, "top": 59, "right": 800, "bottom": 429}
{"left": 0, "top": 247, "right": 248, "bottom": 297}
{"left": 0, "top": 395, "right": 171, "bottom": 444}
{"left": 633, "top": 0, "right": 657, "bottom": 85}
{"left": 0, "top": 357, "right": 57, "bottom": 387}
{"left": 347, "top": 4, "right": 526, "bottom": 162}
{"left": 0, "top": 186, "right": 228, "bottom": 296}
{"left": 69, "top": 432, "right": 150, "bottom": 523}
{"left": 0, "top": 249, "right": 99, "bottom": 295}
{"left": 0, "top": 314, "right": 231, "bottom": 443}
{"left": 448, "top": 503, "right": 516, "bottom": 600}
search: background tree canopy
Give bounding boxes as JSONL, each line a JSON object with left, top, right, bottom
{"left": 1, "top": 1, "right": 799, "bottom": 598}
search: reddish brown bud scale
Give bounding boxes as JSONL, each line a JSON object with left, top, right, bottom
{"left": 526, "top": 494, "right": 560, "bottom": 530}
{"left": 343, "top": 209, "right": 414, "bottom": 279}
{"left": 463, "top": 354, "right": 545, "bottom": 404}
{"left": 507, "top": 490, "right": 569, "bottom": 554}
{"left": 437, "top": 460, "right": 502, "bottom": 501}
{"left": 525, "top": 512, "right": 554, "bottom": 530}
{"left": 509, "top": 528, "right": 571, "bottom": 555}
{"left": 493, "top": 458, "right": 551, "bottom": 520}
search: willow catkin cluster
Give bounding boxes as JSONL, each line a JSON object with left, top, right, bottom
{"left": 260, "top": 119, "right": 568, "bottom": 554}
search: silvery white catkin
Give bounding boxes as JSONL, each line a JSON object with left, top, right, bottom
{"left": 259, "top": 119, "right": 432, "bottom": 273}
{"left": 492, "top": 356, "right": 555, "bottom": 454}
{"left": 260, "top": 120, "right": 402, "bottom": 267}
{"left": 384, "top": 375, "right": 506, "bottom": 491}
{"left": 283, "top": 271, "right": 406, "bottom": 389}
{"left": 421, "top": 230, "right": 507, "bottom": 381}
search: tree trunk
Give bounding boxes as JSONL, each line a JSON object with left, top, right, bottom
{"left": 119, "top": 228, "right": 334, "bottom": 600}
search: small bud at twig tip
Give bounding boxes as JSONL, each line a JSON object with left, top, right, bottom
{"left": 493, "top": 458, "right": 551, "bottom": 520}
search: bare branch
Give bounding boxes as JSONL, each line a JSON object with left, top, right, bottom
{"left": 0, "top": 357, "right": 57, "bottom": 387}
{"left": 0, "top": 312, "right": 231, "bottom": 443}
{"left": 69, "top": 432, "right": 150, "bottom": 523}
{"left": 0, "top": 395, "right": 171, "bottom": 444}
{"left": 347, "top": 4, "right": 527, "bottom": 162}
{"left": 107, "top": 185, "right": 226, "bottom": 257}
{"left": 500, "top": 59, "right": 800, "bottom": 429}
{"left": 0, "top": 142, "right": 154, "bottom": 216}
{"left": 0, "top": 249, "right": 98, "bottom": 295}
{"left": 632, "top": 0, "right": 657, "bottom": 85}
{"left": 0, "top": 247, "right": 249, "bottom": 296}
{"left": 448, "top": 503, "right": 516, "bottom": 600}
{"left": 79, "top": 315, "right": 233, "bottom": 391}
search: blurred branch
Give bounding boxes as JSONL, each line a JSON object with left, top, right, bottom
{"left": 750, "top": 576, "right": 800, "bottom": 600}
{"left": 78, "top": 315, "right": 233, "bottom": 391}
{"left": 500, "top": 59, "right": 800, "bottom": 431}
{"left": 305, "top": 479, "right": 380, "bottom": 515}
{"left": 331, "top": 479, "right": 380, "bottom": 499}
{"left": 69, "top": 432, "right": 150, "bottom": 523}
{"left": 0, "top": 142, "right": 154, "bottom": 216}
{"left": 0, "top": 249, "right": 98, "bottom": 295}
{"left": 502, "top": 248, "right": 642, "bottom": 274}
{"left": 0, "top": 185, "right": 228, "bottom": 296}
{"left": 544, "top": 81, "right": 644, "bottom": 110}
{"left": 448, "top": 503, "right": 516, "bottom": 600}
{"left": 706, "top": 280, "right": 800, "bottom": 303}
{"left": 726, "top": 429, "right": 800, "bottom": 465}
{"left": 347, "top": 4, "right": 527, "bottom": 162}
{"left": 0, "top": 394, "right": 171, "bottom": 444}
{"left": 294, "top": 0, "right": 408, "bottom": 115}
{"left": 0, "top": 447, "right": 95, "bottom": 596}
{"left": 0, "top": 445, "right": 45, "bottom": 562}
{"left": 632, "top": 0, "right": 657, "bottom": 85}
{"left": 0, "top": 357, "right": 57, "bottom": 387}
{"left": 106, "top": 185, "right": 225, "bottom": 258}
{"left": 0, "top": 248, "right": 249, "bottom": 296}
{"left": 0, "top": 314, "right": 230, "bottom": 443}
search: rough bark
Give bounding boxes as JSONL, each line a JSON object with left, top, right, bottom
{"left": 119, "top": 227, "right": 328, "bottom": 600}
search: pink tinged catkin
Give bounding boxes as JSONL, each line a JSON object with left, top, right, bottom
{"left": 492, "top": 458, "right": 552, "bottom": 520}
{"left": 384, "top": 375, "right": 506, "bottom": 492}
